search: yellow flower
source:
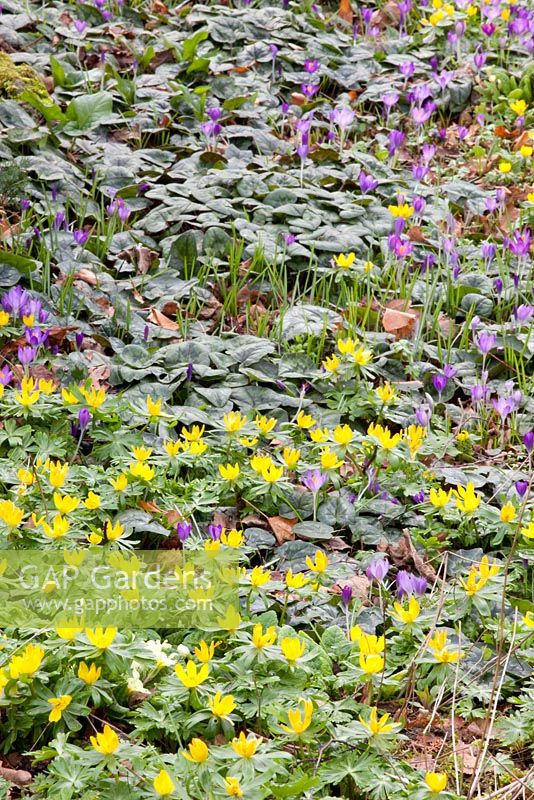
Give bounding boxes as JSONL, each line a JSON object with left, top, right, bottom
{"left": 428, "top": 631, "right": 462, "bottom": 663}
{"left": 48, "top": 694, "right": 72, "bottom": 722}
{"left": 146, "top": 395, "right": 165, "bottom": 418}
{"left": 38, "top": 379, "right": 55, "bottom": 394}
{"left": 457, "top": 430, "right": 470, "bottom": 442}
{"left": 249, "top": 565, "right": 271, "bottom": 587}
{"left": 498, "top": 160, "right": 512, "bottom": 174}
{"left": 208, "top": 691, "right": 236, "bottom": 719}
{"left": 527, "top": 192, "right": 534, "bottom": 203}
{"left": 337, "top": 336, "right": 357, "bottom": 354}
{"left": 80, "top": 386, "right": 106, "bottom": 409}
{"left": 104, "top": 519, "right": 125, "bottom": 541}
{"left": 90, "top": 724, "right": 120, "bottom": 755}
{"left": 56, "top": 622, "right": 83, "bottom": 640}
{"left": 189, "top": 440, "right": 208, "bottom": 455}
{"left": 455, "top": 482, "right": 481, "bottom": 514}
{"left": 239, "top": 436, "right": 258, "bottom": 447}
{"left": 510, "top": 99, "right": 527, "bottom": 116}
{"left": 84, "top": 491, "right": 101, "bottom": 510}
{"left": 305, "top": 550, "right": 329, "bottom": 573}
{"left": 110, "top": 473, "right": 128, "bottom": 492}
{"left": 153, "top": 769, "right": 175, "bottom": 796}
{"left": 393, "top": 596, "right": 421, "bottom": 624}
{"left": 225, "top": 777, "right": 244, "bottom": 798}
{"left": 281, "top": 636, "right": 306, "bottom": 663}
{"left": 182, "top": 424, "right": 205, "bottom": 441}
{"left": 359, "top": 706, "right": 396, "bottom": 736}
{"left": 523, "top": 611, "right": 534, "bottom": 628}
{"left": 218, "top": 463, "right": 240, "bottom": 481}
{"left": 285, "top": 569, "right": 309, "bottom": 589}
{"left": 310, "top": 426, "right": 330, "bottom": 442}
{"left": 358, "top": 633, "right": 385, "bottom": 654}
{"left": 205, "top": 539, "right": 221, "bottom": 554}
{"left": 281, "top": 698, "right": 313, "bottom": 735}
{"left": 62, "top": 388, "right": 78, "bottom": 404}
{"left": 78, "top": 662, "right": 101, "bottom": 684}
{"left": 175, "top": 660, "right": 209, "bottom": 688}
{"left": 48, "top": 460, "right": 69, "bottom": 489}
{"left": 40, "top": 514, "right": 70, "bottom": 539}
{"left": 322, "top": 353, "right": 340, "bottom": 372}
{"left": 320, "top": 448, "right": 341, "bottom": 472}
{"left": 283, "top": 447, "right": 300, "bottom": 468}
{"left": 460, "top": 556, "right": 500, "bottom": 596}
{"left": 255, "top": 414, "right": 276, "bottom": 435}
{"left": 164, "top": 440, "right": 182, "bottom": 457}
{"left": 0, "top": 310, "right": 9, "bottom": 326}
{"left": 129, "top": 461, "right": 155, "bottom": 481}
{"left": 521, "top": 520, "right": 534, "bottom": 539}
{"left": 17, "top": 467, "right": 34, "bottom": 486}
{"left": 333, "top": 424, "right": 354, "bottom": 446}
{"left": 350, "top": 625, "right": 363, "bottom": 642}
{"left": 334, "top": 252, "right": 355, "bottom": 269}
{"left": 353, "top": 345, "right": 373, "bottom": 366}
{"left": 182, "top": 738, "right": 209, "bottom": 763}
{"left": 63, "top": 549, "right": 85, "bottom": 566}
{"left": 261, "top": 463, "right": 284, "bottom": 483}
{"left": 367, "top": 422, "right": 401, "bottom": 450}
{"left": 85, "top": 627, "right": 117, "bottom": 649}
{"left": 53, "top": 493, "right": 80, "bottom": 514}
{"left": 403, "top": 424, "right": 426, "bottom": 458}
{"left": 217, "top": 606, "right": 241, "bottom": 632}
{"left": 376, "top": 383, "right": 397, "bottom": 403}
{"left": 388, "top": 203, "right": 414, "bottom": 219}
{"left": 87, "top": 532, "right": 103, "bottom": 545}
{"left": 252, "top": 624, "right": 277, "bottom": 649}
{"left": 250, "top": 453, "right": 272, "bottom": 473}
{"left": 132, "top": 445, "right": 152, "bottom": 462}
{"left": 359, "top": 653, "right": 384, "bottom": 674}
{"left": 363, "top": 260, "right": 374, "bottom": 272}
{"left": 221, "top": 528, "right": 244, "bottom": 547}
{"left": 0, "top": 499, "right": 24, "bottom": 528}
{"left": 520, "top": 145, "right": 533, "bottom": 158}
{"left": 9, "top": 643, "right": 45, "bottom": 679}
{"left": 500, "top": 502, "right": 516, "bottom": 523}
{"left": 429, "top": 487, "right": 451, "bottom": 508}
{"left": 224, "top": 410, "right": 247, "bottom": 433}
{"left": 231, "top": 731, "right": 261, "bottom": 759}
{"left": 14, "top": 385, "right": 41, "bottom": 406}
{"left": 194, "top": 640, "right": 219, "bottom": 663}
{"left": 296, "top": 410, "right": 316, "bottom": 429}
{"left": 425, "top": 772, "right": 448, "bottom": 793}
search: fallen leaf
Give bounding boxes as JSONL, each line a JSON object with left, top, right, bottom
{"left": 382, "top": 307, "right": 417, "bottom": 339}
{"left": 494, "top": 125, "right": 519, "bottom": 140}
{"left": 407, "top": 225, "right": 427, "bottom": 243}
{"left": 0, "top": 766, "right": 32, "bottom": 785}
{"left": 268, "top": 515, "right": 297, "bottom": 544}
{"left": 147, "top": 307, "right": 179, "bottom": 330}
{"left": 74, "top": 268, "right": 98, "bottom": 286}
{"left": 338, "top": 0, "right": 353, "bottom": 24}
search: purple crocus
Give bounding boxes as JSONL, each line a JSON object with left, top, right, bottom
{"left": 523, "top": 432, "right": 534, "bottom": 453}
{"left": 358, "top": 170, "right": 378, "bottom": 194}
{"left": 507, "top": 228, "right": 531, "bottom": 258}
{"left": 432, "top": 373, "right": 448, "bottom": 396}
{"left": 300, "top": 83, "right": 319, "bottom": 98}
{"left": 396, "top": 570, "right": 427, "bottom": 599}
{"left": 513, "top": 305, "right": 534, "bottom": 325}
{"left": 388, "top": 129, "right": 405, "bottom": 157}
{"left": 302, "top": 469, "right": 328, "bottom": 493}
{"left": 208, "top": 523, "right": 223, "bottom": 540}
{"left": 304, "top": 58, "right": 320, "bottom": 73}
{"left": 474, "top": 331, "right": 496, "bottom": 355}
{"left": 74, "top": 19, "right": 87, "bottom": 33}
{"left": 365, "top": 557, "right": 390, "bottom": 582}
{"left": 73, "top": 229, "right": 89, "bottom": 246}
{"left": 492, "top": 397, "right": 513, "bottom": 422}
{"left": 515, "top": 480, "right": 529, "bottom": 497}
{"left": 78, "top": 408, "right": 92, "bottom": 431}
{"left": 18, "top": 346, "right": 37, "bottom": 366}
{"left": 177, "top": 521, "right": 192, "bottom": 542}
{"left": 341, "top": 585, "right": 353, "bottom": 606}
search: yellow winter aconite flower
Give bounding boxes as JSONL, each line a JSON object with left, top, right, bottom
{"left": 38, "top": 379, "right": 55, "bottom": 394}
{"left": 305, "top": 550, "right": 329, "bottom": 573}
{"left": 249, "top": 565, "right": 271, "bottom": 588}
{"left": 80, "top": 386, "right": 106, "bottom": 409}
{"left": 521, "top": 520, "right": 534, "bottom": 539}
{"left": 455, "top": 482, "right": 481, "bottom": 514}
{"left": 523, "top": 611, "right": 534, "bottom": 628}
{"left": 175, "top": 660, "right": 209, "bottom": 688}
{"left": 91, "top": 724, "right": 120, "bottom": 755}
{"left": 457, "top": 430, "right": 470, "bottom": 442}
{"left": 527, "top": 192, "right": 534, "bottom": 203}
{"left": 111, "top": 474, "right": 128, "bottom": 492}
{"left": 183, "top": 738, "right": 209, "bottom": 763}
{"left": 84, "top": 491, "right": 101, "bottom": 510}
{"left": 104, "top": 519, "right": 124, "bottom": 541}
{"left": 47, "top": 694, "right": 72, "bottom": 722}
{"left": 498, "top": 160, "right": 512, "bottom": 174}
{"left": 359, "top": 653, "right": 384, "bottom": 674}
{"left": 403, "top": 424, "right": 426, "bottom": 458}
{"left": 296, "top": 410, "right": 316, "bottom": 429}
{"left": 62, "top": 388, "right": 78, "bottom": 404}
{"left": 322, "top": 353, "right": 340, "bottom": 372}
{"left": 56, "top": 622, "right": 83, "bottom": 640}
{"left": 48, "top": 460, "right": 69, "bottom": 488}
{"left": 190, "top": 440, "right": 208, "bottom": 455}
{"left": 338, "top": 336, "right": 357, "bottom": 354}
{"left": 255, "top": 414, "right": 276, "bottom": 435}
{"left": 388, "top": 202, "right": 414, "bottom": 219}
{"left": 310, "top": 426, "right": 330, "bottom": 443}
{"left": 78, "top": 662, "right": 101, "bottom": 684}
{"left": 428, "top": 631, "right": 462, "bottom": 663}
{"left": 182, "top": 424, "right": 205, "bottom": 441}
{"left": 429, "top": 487, "right": 452, "bottom": 508}
{"left": 40, "top": 514, "right": 70, "bottom": 539}
{"left": 333, "top": 424, "right": 354, "bottom": 446}
{"left": 14, "top": 382, "right": 41, "bottom": 406}
{"left": 252, "top": 624, "right": 277, "bottom": 649}
{"left": 353, "top": 345, "right": 373, "bottom": 366}
{"left": 153, "top": 769, "right": 175, "bottom": 796}
{"left": 224, "top": 410, "right": 247, "bottom": 433}
{"left": 334, "top": 251, "right": 355, "bottom": 269}
{"left": 359, "top": 706, "right": 396, "bottom": 735}
{"left": 232, "top": 731, "right": 261, "bottom": 758}
{"left": 164, "top": 440, "right": 182, "bottom": 457}
{"left": 9, "top": 643, "right": 45, "bottom": 679}
{"left": 221, "top": 528, "right": 244, "bottom": 547}
{"left": 0, "top": 310, "right": 9, "bottom": 325}
{"left": 425, "top": 772, "right": 448, "bottom": 793}
{"left": 194, "top": 640, "right": 218, "bottom": 664}
{"left": 393, "top": 596, "right": 421, "bottom": 624}
{"left": 146, "top": 395, "right": 162, "bottom": 417}
{"left": 0, "top": 499, "right": 24, "bottom": 528}
{"left": 281, "top": 636, "right": 306, "bottom": 663}
{"left": 460, "top": 556, "right": 500, "bottom": 596}
{"left": 217, "top": 606, "right": 242, "bottom": 632}
{"left": 283, "top": 447, "right": 301, "bottom": 468}
{"left": 510, "top": 99, "right": 527, "bottom": 116}
{"left": 282, "top": 698, "right": 313, "bottom": 735}
{"left": 219, "top": 463, "right": 240, "bottom": 481}
{"left": 132, "top": 445, "right": 152, "bottom": 462}
{"left": 53, "top": 492, "right": 80, "bottom": 514}
{"left": 129, "top": 461, "right": 155, "bottom": 481}
{"left": 368, "top": 422, "right": 401, "bottom": 450}
{"left": 225, "top": 777, "right": 244, "bottom": 797}
{"left": 208, "top": 691, "right": 236, "bottom": 719}
{"left": 358, "top": 633, "right": 385, "bottom": 654}
{"left": 85, "top": 626, "right": 117, "bottom": 649}
{"left": 376, "top": 382, "right": 397, "bottom": 403}
{"left": 286, "top": 569, "right": 309, "bottom": 589}
{"left": 520, "top": 145, "right": 533, "bottom": 158}
{"left": 261, "top": 463, "right": 284, "bottom": 483}
{"left": 321, "top": 448, "right": 344, "bottom": 470}
{"left": 17, "top": 467, "right": 34, "bottom": 485}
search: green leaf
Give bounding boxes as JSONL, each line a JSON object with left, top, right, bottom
{"left": 64, "top": 91, "right": 113, "bottom": 131}
{"left": 271, "top": 774, "right": 319, "bottom": 798}
{"left": 181, "top": 29, "right": 209, "bottom": 61}
{"left": 0, "top": 250, "right": 38, "bottom": 274}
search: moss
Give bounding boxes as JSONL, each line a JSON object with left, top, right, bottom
{"left": 0, "top": 52, "right": 49, "bottom": 100}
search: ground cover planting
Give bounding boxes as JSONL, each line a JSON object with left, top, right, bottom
{"left": 0, "top": 0, "right": 533, "bottom": 796}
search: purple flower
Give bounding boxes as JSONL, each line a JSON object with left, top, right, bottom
{"left": 75, "top": 332, "right": 84, "bottom": 349}
{"left": 494, "top": 278, "right": 503, "bottom": 295}
{"left": 177, "top": 521, "right": 192, "bottom": 542}
{"left": 358, "top": 170, "right": 378, "bottom": 194}
{"left": 365, "top": 557, "right": 390, "bottom": 582}
{"left": 284, "top": 232, "right": 297, "bottom": 245}
{"left": 0, "top": 365, "right": 13, "bottom": 386}
{"left": 302, "top": 469, "right": 328, "bottom": 493}
{"left": 492, "top": 397, "right": 513, "bottom": 422}
{"left": 18, "top": 346, "right": 37, "bottom": 366}
{"left": 473, "top": 51, "right": 487, "bottom": 70}
{"left": 457, "top": 126, "right": 468, "bottom": 140}
{"left": 421, "top": 143, "right": 436, "bottom": 163}
{"left": 2, "top": 286, "right": 29, "bottom": 315}
{"left": 399, "top": 61, "right": 415, "bottom": 79}
{"left": 481, "top": 242, "right": 496, "bottom": 263}
{"left": 186, "top": 362, "right": 194, "bottom": 381}
{"left": 506, "top": 228, "right": 531, "bottom": 258}
{"left": 54, "top": 210, "right": 67, "bottom": 230}
{"left": 382, "top": 91, "right": 400, "bottom": 109}
{"left": 412, "top": 490, "right": 426, "bottom": 504}
{"left": 474, "top": 331, "right": 496, "bottom": 355}
{"left": 415, "top": 403, "right": 432, "bottom": 427}
{"left": 515, "top": 480, "right": 529, "bottom": 497}
{"left": 341, "top": 585, "right": 353, "bottom": 605}
{"left": 304, "top": 58, "right": 320, "bottom": 73}
{"left": 78, "top": 408, "right": 92, "bottom": 431}
{"left": 25, "top": 326, "right": 48, "bottom": 347}
{"left": 413, "top": 195, "right": 426, "bottom": 215}
{"left": 73, "top": 229, "right": 89, "bottom": 246}
{"left": 74, "top": 18, "right": 87, "bottom": 33}
{"left": 388, "top": 129, "right": 405, "bottom": 157}
{"left": 396, "top": 570, "right": 427, "bottom": 599}
{"left": 20, "top": 199, "right": 32, "bottom": 211}
{"left": 432, "top": 374, "right": 448, "bottom": 395}
{"left": 300, "top": 83, "right": 319, "bottom": 98}
{"left": 523, "top": 432, "right": 534, "bottom": 453}
{"left": 514, "top": 305, "right": 534, "bottom": 325}
{"left": 208, "top": 523, "right": 223, "bottom": 540}
{"left": 412, "top": 163, "right": 429, "bottom": 181}
{"left": 331, "top": 106, "right": 355, "bottom": 131}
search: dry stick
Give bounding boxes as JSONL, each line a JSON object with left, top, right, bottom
{"left": 451, "top": 620, "right": 462, "bottom": 796}
{"left": 468, "top": 609, "right": 519, "bottom": 800}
